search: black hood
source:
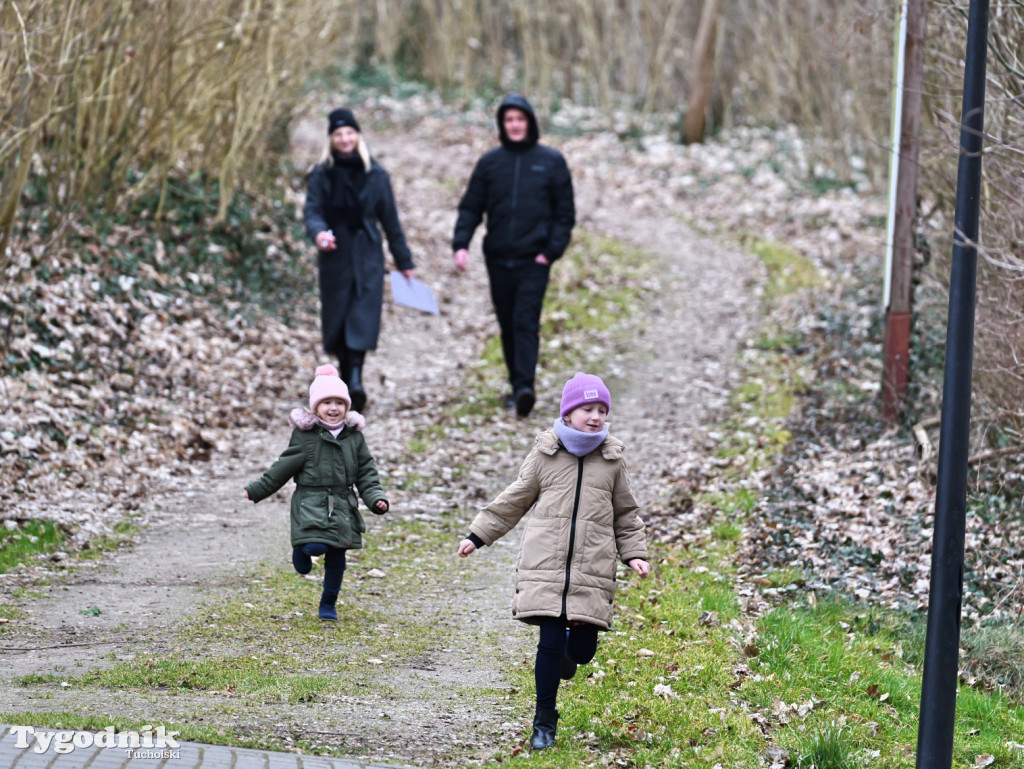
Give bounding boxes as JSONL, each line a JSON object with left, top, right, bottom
{"left": 496, "top": 93, "right": 540, "bottom": 148}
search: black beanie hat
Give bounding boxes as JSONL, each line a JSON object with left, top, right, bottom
{"left": 328, "top": 108, "right": 361, "bottom": 134}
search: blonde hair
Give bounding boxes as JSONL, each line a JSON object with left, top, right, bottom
{"left": 321, "top": 131, "right": 371, "bottom": 172}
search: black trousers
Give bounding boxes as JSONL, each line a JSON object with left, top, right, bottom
{"left": 485, "top": 259, "right": 551, "bottom": 392}
{"left": 535, "top": 617, "right": 599, "bottom": 710}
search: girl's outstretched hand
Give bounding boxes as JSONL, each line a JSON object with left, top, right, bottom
{"left": 375, "top": 500, "right": 389, "bottom": 513}
{"left": 457, "top": 539, "right": 477, "bottom": 557}
{"left": 242, "top": 489, "right": 249, "bottom": 499}
{"left": 628, "top": 559, "right": 651, "bottom": 578}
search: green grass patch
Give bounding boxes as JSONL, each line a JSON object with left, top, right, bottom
{"left": 76, "top": 519, "right": 140, "bottom": 561}
{"left": 792, "top": 722, "right": 860, "bottom": 769}
{"left": 0, "top": 601, "right": 26, "bottom": 632}
{"left": 742, "top": 235, "right": 820, "bottom": 299}
{"left": 543, "top": 230, "right": 652, "bottom": 340}
{"left": 746, "top": 596, "right": 1024, "bottom": 767}
{"left": 0, "top": 520, "right": 65, "bottom": 574}
{"left": 492, "top": 550, "right": 1024, "bottom": 767}
{"left": 960, "top": 622, "right": 1024, "bottom": 697}
{"left": 711, "top": 519, "right": 743, "bottom": 542}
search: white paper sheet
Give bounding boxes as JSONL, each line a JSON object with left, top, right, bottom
{"left": 389, "top": 271, "right": 439, "bottom": 315}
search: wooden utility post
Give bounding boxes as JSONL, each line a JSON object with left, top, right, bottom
{"left": 682, "top": 0, "right": 723, "bottom": 145}
{"left": 883, "top": 0, "right": 929, "bottom": 421}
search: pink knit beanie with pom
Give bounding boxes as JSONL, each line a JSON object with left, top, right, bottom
{"left": 559, "top": 372, "right": 611, "bottom": 417}
{"left": 308, "top": 364, "right": 351, "bottom": 412}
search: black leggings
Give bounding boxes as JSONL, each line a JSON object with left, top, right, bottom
{"left": 323, "top": 547, "right": 346, "bottom": 593}
{"left": 535, "top": 617, "right": 599, "bottom": 710}
{"left": 303, "top": 543, "right": 347, "bottom": 593}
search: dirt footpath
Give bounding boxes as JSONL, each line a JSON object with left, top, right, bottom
{"left": 0, "top": 105, "right": 759, "bottom": 765}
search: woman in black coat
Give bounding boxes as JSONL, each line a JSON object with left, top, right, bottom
{"left": 304, "top": 108, "right": 415, "bottom": 411}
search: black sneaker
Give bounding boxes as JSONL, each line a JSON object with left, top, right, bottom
{"left": 514, "top": 387, "right": 535, "bottom": 417}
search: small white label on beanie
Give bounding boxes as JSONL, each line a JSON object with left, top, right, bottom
{"left": 584, "top": 389, "right": 599, "bottom": 399}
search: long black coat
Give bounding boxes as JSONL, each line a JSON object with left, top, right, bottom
{"left": 304, "top": 160, "right": 414, "bottom": 353}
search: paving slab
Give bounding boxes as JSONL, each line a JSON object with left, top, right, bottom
{"left": 1, "top": 725, "right": 419, "bottom": 769}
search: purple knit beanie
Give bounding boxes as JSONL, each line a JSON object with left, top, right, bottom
{"left": 308, "top": 364, "right": 351, "bottom": 412}
{"left": 560, "top": 372, "right": 611, "bottom": 417}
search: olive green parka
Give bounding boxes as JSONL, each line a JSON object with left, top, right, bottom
{"left": 468, "top": 428, "right": 648, "bottom": 630}
{"left": 245, "top": 409, "right": 387, "bottom": 549}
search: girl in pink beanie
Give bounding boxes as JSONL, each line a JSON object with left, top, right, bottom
{"left": 456, "top": 371, "right": 650, "bottom": 750}
{"left": 244, "top": 364, "right": 389, "bottom": 620}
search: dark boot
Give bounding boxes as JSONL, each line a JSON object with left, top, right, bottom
{"left": 348, "top": 364, "right": 366, "bottom": 412}
{"left": 529, "top": 707, "right": 558, "bottom": 750}
{"left": 346, "top": 350, "right": 367, "bottom": 412}
{"left": 318, "top": 590, "right": 339, "bottom": 621}
{"left": 514, "top": 386, "right": 536, "bottom": 417}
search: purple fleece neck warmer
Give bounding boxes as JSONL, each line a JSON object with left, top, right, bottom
{"left": 553, "top": 418, "right": 608, "bottom": 457}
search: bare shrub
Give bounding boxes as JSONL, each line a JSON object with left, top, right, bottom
{"left": 0, "top": 0, "right": 346, "bottom": 263}
{"left": 722, "top": 1, "right": 894, "bottom": 182}
{"left": 916, "top": 0, "right": 1024, "bottom": 438}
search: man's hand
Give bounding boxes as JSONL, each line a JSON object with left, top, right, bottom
{"left": 457, "top": 538, "right": 477, "bottom": 557}
{"left": 454, "top": 249, "right": 470, "bottom": 272}
{"left": 535, "top": 254, "right": 550, "bottom": 266}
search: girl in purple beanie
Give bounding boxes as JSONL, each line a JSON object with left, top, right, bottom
{"left": 243, "top": 364, "right": 389, "bottom": 621}
{"left": 456, "top": 372, "right": 650, "bottom": 750}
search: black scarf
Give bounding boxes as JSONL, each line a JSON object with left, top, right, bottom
{"left": 327, "top": 153, "right": 367, "bottom": 234}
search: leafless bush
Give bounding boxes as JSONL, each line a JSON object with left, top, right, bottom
{"left": 0, "top": 0, "right": 345, "bottom": 263}
{"left": 916, "top": 0, "right": 1024, "bottom": 437}
{"left": 722, "top": 1, "right": 894, "bottom": 180}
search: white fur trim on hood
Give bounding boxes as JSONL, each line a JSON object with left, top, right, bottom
{"left": 289, "top": 408, "right": 365, "bottom": 432}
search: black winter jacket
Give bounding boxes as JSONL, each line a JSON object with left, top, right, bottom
{"left": 452, "top": 94, "right": 575, "bottom": 263}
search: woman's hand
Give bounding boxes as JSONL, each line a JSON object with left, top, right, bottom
{"left": 401, "top": 269, "right": 415, "bottom": 280}
{"left": 315, "top": 230, "right": 337, "bottom": 251}
{"left": 457, "top": 539, "right": 477, "bottom": 557}
{"left": 628, "top": 559, "right": 651, "bottom": 578}
{"left": 453, "top": 249, "right": 469, "bottom": 272}
{"left": 535, "top": 254, "right": 550, "bottom": 266}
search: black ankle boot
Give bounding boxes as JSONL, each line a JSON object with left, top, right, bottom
{"left": 348, "top": 364, "right": 366, "bottom": 412}
{"left": 530, "top": 707, "right": 558, "bottom": 750}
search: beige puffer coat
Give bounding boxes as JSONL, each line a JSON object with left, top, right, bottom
{"left": 469, "top": 428, "right": 648, "bottom": 630}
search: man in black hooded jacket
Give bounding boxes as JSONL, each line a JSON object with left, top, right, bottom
{"left": 452, "top": 94, "right": 576, "bottom": 417}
